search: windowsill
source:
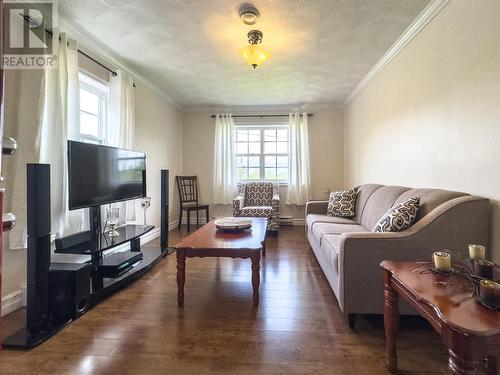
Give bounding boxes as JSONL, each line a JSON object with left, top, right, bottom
{"left": 237, "top": 181, "right": 288, "bottom": 187}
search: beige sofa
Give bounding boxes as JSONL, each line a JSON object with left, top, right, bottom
{"left": 305, "top": 184, "right": 490, "bottom": 328}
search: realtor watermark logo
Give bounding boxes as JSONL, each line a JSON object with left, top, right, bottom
{"left": 3, "top": 0, "right": 59, "bottom": 69}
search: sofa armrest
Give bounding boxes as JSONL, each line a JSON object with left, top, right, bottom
{"left": 232, "top": 195, "right": 245, "bottom": 216}
{"left": 337, "top": 196, "right": 490, "bottom": 315}
{"left": 305, "top": 201, "right": 329, "bottom": 215}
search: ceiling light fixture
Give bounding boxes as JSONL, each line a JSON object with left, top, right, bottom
{"left": 239, "top": 30, "right": 271, "bottom": 69}
{"left": 239, "top": 4, "right": 260, "bottom": 25}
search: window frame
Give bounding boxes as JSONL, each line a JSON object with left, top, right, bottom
{"left": 234, "top": 124, "right": 290, "bottom": 184}
{"left": 78, "top": 71, "right": 109, "bottom": 145}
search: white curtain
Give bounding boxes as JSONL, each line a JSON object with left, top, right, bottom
{"left": 286, "top": 112, "right": 311, "bottom": 205}
{"left": 6, "top": 70, "right": 45, "bottom": 249}
{"left": 39, "top": 33, "right": 85, "bottom": 239}
{"left": 212, "top": 113, "right": 236, "bottom": 204}
{"left": 108, "top": 70, "right": 135, "bottom": 150}
{"left": 108, "top": 70, "right": 136, "bottom": 223}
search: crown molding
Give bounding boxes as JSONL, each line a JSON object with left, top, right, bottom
{"left": 58, "top": 19, "right": 181, "bottom": 110}
{"left": 343, "top": 0, "right": 450, "bottom": 107}
{"left": 182, "top": 102, "right": 343, "bottom": 114}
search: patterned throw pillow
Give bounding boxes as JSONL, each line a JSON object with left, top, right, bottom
{"left": 373, "top": 197, "right": 420, "bottom": 232}
{"left": 327, "top": 188, "right": 358, "bottom": 217}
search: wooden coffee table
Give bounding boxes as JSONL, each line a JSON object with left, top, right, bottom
{"left": 381, "top": 261, "right": 500, "bottom": 374}
{"left": 175, "top": 218, "right": 267, "bottom": 307}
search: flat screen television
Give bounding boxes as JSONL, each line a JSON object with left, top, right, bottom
{"left": 68, "top": 141, "right": 146, "bottom": 210}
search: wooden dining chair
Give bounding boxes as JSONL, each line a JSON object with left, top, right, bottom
{"left": 176, "top": 176, "right": 209, "bottom": 232}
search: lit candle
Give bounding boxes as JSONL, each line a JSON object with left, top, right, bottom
{"left": 433, "top": 251, "right": 452, "bottom": 272}
{"left": 469, "top": 244, "right": 486, "bottom": 260}
{"left": 479, "top": 280, "right": 500, "bottom": 307}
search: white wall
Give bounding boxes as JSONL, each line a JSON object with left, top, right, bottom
{"left": 134, "top": 85, "right": 183, "bottom": 229}
{"left": 343, "top": 0, "right": 500, "bottom": 261}
{"left": 182, "top": 108, "right": 344, "bottom": 221}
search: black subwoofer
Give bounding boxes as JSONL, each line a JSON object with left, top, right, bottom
{"left": 49, "top": 263, "right": 91, "bottom": 323}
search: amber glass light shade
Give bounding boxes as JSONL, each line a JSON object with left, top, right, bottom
{"left": 239, "top": 44, "right": 271, "bottom": 68}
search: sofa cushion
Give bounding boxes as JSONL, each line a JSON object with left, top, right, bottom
{"left": 373, "top": 197, "right": 420, "bottom": 232}
{"left": 322, "top": 234, "right": 341, "bottom": 273}
{"left": 393, "top": 188, "right": 467, "bottom": 221}
{"left": 352, "top": 184, "right": 384, "bottom": 224}
{"left": 327, "top": 188, "right": 357, "bottom": 217}
{"left": 306, "top": 214, "right": 357, "bottom": 231}
{"left": 312, "top": 222, "right": 367, "bottom": 245}
{"left": 360, "top": 185, "right": 411, "bottom": 230}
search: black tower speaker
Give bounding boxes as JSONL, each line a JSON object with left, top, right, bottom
{"left": 49, "top": 263, "right": 91, "bottom": 323}
{"left": 160, "top": 169, "right": 175, "bottom": 255}
{"left": 3, "top": 164, "right": 67, "bottom": 348}
{"left": 26, "top": 163, "right": 52, "bottom": 333}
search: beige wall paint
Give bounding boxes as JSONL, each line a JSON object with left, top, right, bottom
{"left": 182, "top": 109, "right": 344, "bottom": 220}
{"left": 134, "top": 85, "right": 183, "bottom": 229}
{"left": 344, "top": 0, "right": 500, "bottom": 261}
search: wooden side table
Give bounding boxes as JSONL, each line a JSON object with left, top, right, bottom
{"left": 381, "top": 261, "right": 500, "bottom": 374}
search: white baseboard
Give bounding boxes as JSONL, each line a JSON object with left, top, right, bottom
{"left": 1, "top": 290, "right": 23, "bottom": 317}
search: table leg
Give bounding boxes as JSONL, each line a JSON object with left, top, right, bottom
{"left": 262, "top": 240, "right": 266, "bottom": 257}
{"left": 448, "top": 349, "right": 478, "bottom": 374}
{"left": 177, "top": 249, "right": 185, "bottom": 307}
{"left": 384, "top": 269, "right": 399, "bottom": 374}
{"left": 251, "top": 254, "right": 261, "bottom": 307}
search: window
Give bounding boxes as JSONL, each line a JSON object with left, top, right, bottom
{"left": 235, "top": 127, "right": 289, "bottom": 182}
{"left": 78, "top": 72, "right": 109, "bottom": 144}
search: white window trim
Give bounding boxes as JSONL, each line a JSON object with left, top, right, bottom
{"left": 234, "top": 124, "right": 290, "bottom": 185}
{"left": 78, "top": 71, "right": 109, "bottom": 144}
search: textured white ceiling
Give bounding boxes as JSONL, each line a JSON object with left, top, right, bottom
{"left": 59, "top": 0, "right": 430, "bottom": 108}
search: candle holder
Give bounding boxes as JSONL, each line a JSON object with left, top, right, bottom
{"left": 469, "top": 244, "right": 486, "bottom": 261}
{"left": 478, "top": 280, "right": 500, "bottom": 310}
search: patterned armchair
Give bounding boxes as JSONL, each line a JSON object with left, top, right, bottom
{"left": 233, "top": 182, "right": 280, "bottom": 232}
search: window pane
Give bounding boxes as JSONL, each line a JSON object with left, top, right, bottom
{"left": 248, "top": 130, "right": 260, "bottom": 142}
{"left": 264, "top": 129, "right": 276, "bottom": 142}
{"left": 236, "top": 142, "right": 248, "bottom": 154}
{"left": 80, "top": 88, "right": 99, "bottom": 114}
{"left": 265, "top": 168, "right": 276, "bottom": 179}
{"left": 236, "top": 130, "right": 248, "bottom": 141}
{"left": 277, "top": 129, "right": 288, "bottom": 142}
{"left": 237, "top": 168, "right": 248, "bottom": 180}
{"left": 265, "top": 156, "right": 276, "bottom": 167}
{"left": 277, "top": 156, "right": 288, "bottom": 167}
{"left": 277, "top": 168, "right": 288, "bottom": 180}
{"left": 264, "top": 142, "right": 276, "bottom": 154}
{"left": 248, "top": 156, "right": 260, "bottom": 167}
{"left": 277, "top": 141, "right": 288, "bottom": 154}
{"left": 236, "top": 156, "right": 248, "bottom": 168}
{"left": 248, "top": 168, "right": 260, "bottom": 180}
{"left": 80, "top": 112, "right": 99, "bottom": 137}
{"left": 248, "top": 141, "right": 260, "bottom": 154}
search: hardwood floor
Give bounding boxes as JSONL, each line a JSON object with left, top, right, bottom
{"left": 0, "top": 226, "right": 448, "bottom": 374}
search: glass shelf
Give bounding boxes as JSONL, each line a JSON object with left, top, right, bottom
{"left": 54, "top": 224, "right": 154, "bottom": 255}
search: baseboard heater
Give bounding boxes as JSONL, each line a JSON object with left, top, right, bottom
{"left": 280, "top": 216, "right": 294, "bottom": 226}
{"left": 97, "top": 251, "right": 144, "bottom": 278}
